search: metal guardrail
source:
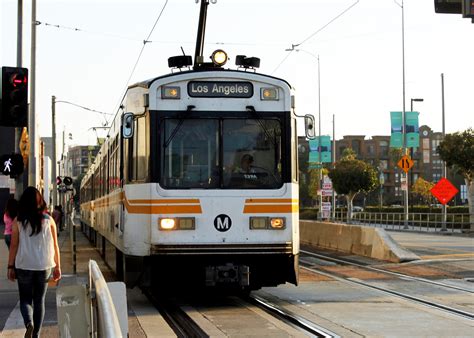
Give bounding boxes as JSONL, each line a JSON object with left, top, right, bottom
{"left": 89, "top": 260, "right": 123, "bottom": 338}
{"left": 330, "top": 211, "right": 473, "bottom": 233}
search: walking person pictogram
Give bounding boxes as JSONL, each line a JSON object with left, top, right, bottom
{"left": 4, "top": 158, "right": 12, "bottom": 173}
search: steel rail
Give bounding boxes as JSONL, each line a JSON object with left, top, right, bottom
{"left": 246, "top": 294, "right": 340, "bottom": 338}
{"left": 141, "top": 288, "right": 209, "bottom": 338}
{"left": 300, "top": 263, "right": 474, "bottom": 321}
{"left": 300, "top": 249, "right": 474, "bottom": 294}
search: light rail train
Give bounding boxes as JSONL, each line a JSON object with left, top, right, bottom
{"left": 79, "top": 1, "right": 314, "bottom": 291}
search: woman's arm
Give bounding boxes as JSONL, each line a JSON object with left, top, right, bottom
{"left": 7, "top": 220, "right": 19, "bottom": 281}
{"left": 50, "top": 219, "right": 62, "bottom": 281}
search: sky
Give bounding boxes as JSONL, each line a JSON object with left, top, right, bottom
{"left": 1, "top": 0, "right": 473, "bottom": 149}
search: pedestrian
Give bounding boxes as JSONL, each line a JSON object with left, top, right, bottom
{"left": 7, "top": 187, "right": 61, "bottom": 338}
{"left": 52, "top": 205, "right": 62, "bottom": 231}
{"left": 3, "top": 198, "right": 18, "bottom": 250}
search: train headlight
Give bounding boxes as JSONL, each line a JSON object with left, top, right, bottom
{"left": 250, "top": 217, "right": 267, "bottom": 230}
{"left": 161, "top": 86, "right": 180, "bottom": 99}
{"left": 159, "top": 218, "right": 176, "bottom": 230}
{"left": 270, "top": 217, "right": 285, "bottom": 229}
{"left": 211, "top": 49, "right": 228, "bottom": 67}
{"left": 260, "top": 87, "right": 278, "bottom": 101}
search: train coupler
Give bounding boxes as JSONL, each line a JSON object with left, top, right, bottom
{"left": 205, "top": 264, "right": 250, "bottom": 287}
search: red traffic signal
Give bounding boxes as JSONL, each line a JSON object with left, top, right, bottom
{"left": 56, "top": 176, "right": 62, "bottom": 185}
{"left": 1, "top": 66, "right": 28, "bottom": 127}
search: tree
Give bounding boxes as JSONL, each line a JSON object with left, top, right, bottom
{"left": 411, "top": 177, "right": 435, "bottom": 204}
{"left": 328, "top": 156, "right": 378, "bottom": 221}
{"left": 437, "top": 128, "right": 474, "bottom": 231}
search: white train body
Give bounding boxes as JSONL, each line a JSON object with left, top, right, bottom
{"left": 81, "top": 68, "right": 301, "bottom": 290}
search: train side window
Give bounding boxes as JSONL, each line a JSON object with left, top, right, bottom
{"left": 136, "top": 116, "right": 148, "bottom": 181}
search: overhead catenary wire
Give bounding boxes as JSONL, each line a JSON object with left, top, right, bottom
{"left": 36, "top": 20, "right": 289, "bottom": 47}
{"left": 112, "top": 0, "right": 169, "bottom": 115}
{"left": 271, "top": 0, "right": 360, "bottom": 74}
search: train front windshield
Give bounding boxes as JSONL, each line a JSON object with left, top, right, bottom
{"left": 160, "top": 116, "right": 283, "bottom": 189}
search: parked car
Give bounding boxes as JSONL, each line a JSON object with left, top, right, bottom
{"left": 352, "top": 206, "right": 364, "bottom": 212}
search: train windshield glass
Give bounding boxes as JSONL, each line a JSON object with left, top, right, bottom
{"left": 160, "top": 117, "right": 282, "bottom": 189}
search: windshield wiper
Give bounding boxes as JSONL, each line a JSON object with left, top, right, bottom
{"left": 163, "top": 105, "right": 195, "bottom": 148}
{"left": 246, "top": 105, "right": 272, "bottom": 141}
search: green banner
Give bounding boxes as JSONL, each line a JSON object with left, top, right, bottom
{"left": 406, "top": 111, "right": 419, "bottom": 148}
{"left": 390, "top": 111, "right": 403, "bottom": 148}
{"left": 308, "top": 136, "right": 332, "bottom": 163}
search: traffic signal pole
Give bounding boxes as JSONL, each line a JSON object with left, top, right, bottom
{"left": 52, "top": 96, "right": 57, "bottom": 208}
{"left": 14, "top": 0, "right": 23, "bottom": 198}
{"left": 28, "top": 0, "right": 37, "bottom": 187}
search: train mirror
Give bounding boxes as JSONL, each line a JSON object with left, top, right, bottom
{"left": 304, "top": 114, "right": 316, "bottom": 140}
{"left": 122, "top": 113, "right": 134, "bottom": 139}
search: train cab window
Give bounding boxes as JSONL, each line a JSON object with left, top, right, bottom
{"left": 130, "top": 115, "right": 149, "bottom": 182}
{"left": 159, "top": 116, "right": 283, "bottom": 189}
{"left": 161, "top": 119, "right": 219, "bottom": 188}
{"left": 222, "top": 118, "right": 282, "bottom": 189}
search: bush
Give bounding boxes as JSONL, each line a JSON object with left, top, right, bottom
{"left": 299, "top": 208, "right": 319, "bottom": 220}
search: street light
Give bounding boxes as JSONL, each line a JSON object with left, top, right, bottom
{"left": 285, "top": 46, "right": 323, "bottom": 219}
{"left": 409, "top": 98, "right": 423, "bottom": 209}
{"left": 51, "top": 96, "right": 109, "bottom": 208}
{"left": 410, "top": 98, "right": 424, "bottom": 112}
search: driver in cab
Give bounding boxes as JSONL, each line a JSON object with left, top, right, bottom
{"left": 234, "top": 154, "right": 257, "bottom": 174}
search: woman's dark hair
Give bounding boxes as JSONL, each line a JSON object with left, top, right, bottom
{"left": 4, "top": 198, "right": 18, "bottom": 219}
{"left": 17, "top": 186, "right": 47, "bottom": 236}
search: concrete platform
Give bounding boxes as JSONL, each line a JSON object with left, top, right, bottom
{"left": 0, "top": 220, "right": 174, "bottom": 337}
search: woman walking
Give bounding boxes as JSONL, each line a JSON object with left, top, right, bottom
{"left": 7, "top": 187, "right": 61, "bottom": 338}
{"left": 3, "top": 198, "right": 18, "bottom": 249}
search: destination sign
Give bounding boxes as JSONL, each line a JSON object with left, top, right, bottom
{"left": 188, "top": 81, "right": 253, "bottom": 98}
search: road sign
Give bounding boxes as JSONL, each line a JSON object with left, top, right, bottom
{"left": 430, "top": 178, "right": 459, "bottom": 205}
{"left": 397, "top": 155, "right": 414, "bottom": 173}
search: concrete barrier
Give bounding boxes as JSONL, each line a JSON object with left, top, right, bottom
{"left": 300, "top": 220, "right": 420, "bottom": 263}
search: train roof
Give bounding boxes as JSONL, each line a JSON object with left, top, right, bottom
{"left": 128, "top": 68, "right": 292, "bottom": 90}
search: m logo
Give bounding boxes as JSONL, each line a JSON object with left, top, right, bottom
{"left": 214, "top": 214, "right": 232, "bottom": 232}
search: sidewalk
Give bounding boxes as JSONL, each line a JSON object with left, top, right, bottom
{"left": 0, "top": 220, "right": 158, "bottom": 337}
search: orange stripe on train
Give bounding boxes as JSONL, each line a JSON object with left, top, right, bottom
{"left": 243, "top": 204, "right": 298, "bottom": 213}
{"left": 245, "top": 198, "right": 298, "bottom": 204}
{"left": 124, "top": 195, "right": 202, "bottom": 214}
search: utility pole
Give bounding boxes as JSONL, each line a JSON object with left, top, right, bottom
{"left": 28, "top": 0, "right": 37, "bottom": 187}
{"left": 52, "top": 96, "right": 57, "bottom": 208}
{"left": 317, "top": 55, "right": 323, "bottom": 220}
{"left": 332, "top": 114, "right": 336, "bottom": 221}
{"left": 14, "top": 0, "right": 23, "bottom": 198}
{"left": 441, "top": 73, "right": 447, "bottom": 231}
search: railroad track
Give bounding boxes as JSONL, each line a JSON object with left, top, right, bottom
{"left": 301, "top": 249, "right": 474, "bottom": 294}
{"left": 300, "top": 250, "right": 474, "bottom": 320}
{"left": 245, "top": 294, "right": 340, "bottom": 338}
{"left": 141, "top": 288, "right": 209, "bottom": 337}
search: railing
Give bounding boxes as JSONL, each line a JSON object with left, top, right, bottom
{"left": 330, "top": 211, "right": 472, "bottom": 233}
{"left": 89, "top": 260, "right": 123, "bottom": 338}
{"left": 57, "top": 260, "right": 127, "bottom": 338}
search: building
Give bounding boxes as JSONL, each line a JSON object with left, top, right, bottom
{"left": 65, "top": 145, "right": 100, "bottom": 179}
{"left": 298, "top": 125, "right": 467, "bottom": 207}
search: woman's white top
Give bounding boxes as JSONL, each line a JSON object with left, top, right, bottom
{"left": 15, "top": 215, "right": 56, "bottom": 271}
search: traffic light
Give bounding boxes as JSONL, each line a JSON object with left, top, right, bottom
{"left": 63, "top": 176, "right": 73, "bottom": 186}
{"left": 1, "top": 66, "right": 28, "bottom": 127}
{"left": 56, "top": 176, "right": 62, "bottom": 185}
{"left": 1, "top": 153, "right": 24, "bottom": 177}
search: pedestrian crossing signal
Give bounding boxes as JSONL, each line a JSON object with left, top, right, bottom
{"left": 1, "top": 153, "right": 24, "bottom": 177}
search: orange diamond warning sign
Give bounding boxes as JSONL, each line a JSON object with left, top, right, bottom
{"left": 397, "top": 155, "right": 414, "bottom": 173}
{"left": 430, "top": 178, "right": 458, "bottom": 205}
